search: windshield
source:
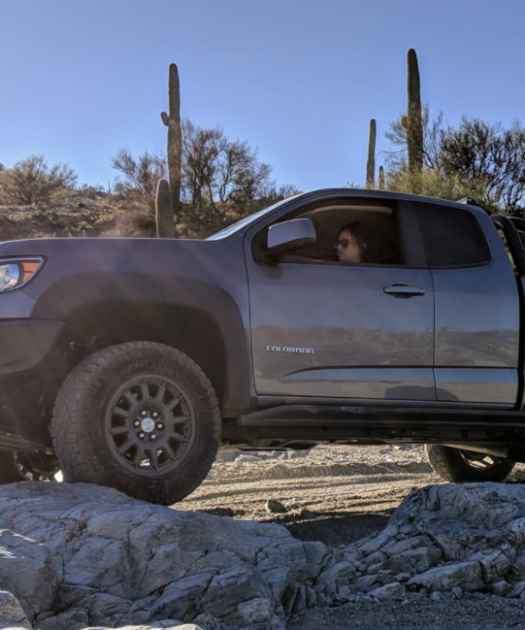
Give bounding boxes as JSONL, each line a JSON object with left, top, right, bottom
{"left": 206, "top": 195, "right": 300, "bottom": 240}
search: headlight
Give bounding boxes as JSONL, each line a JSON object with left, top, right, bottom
{"left": 0, "top": 258, "right": 44, "bottom": 292}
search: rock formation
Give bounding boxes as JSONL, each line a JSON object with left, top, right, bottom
{"left": 3, "top": 482, "right": 525, "bottom": 629}
{"left": 331, "top": 483, "right": 525, "bottom": 603}
{"left": 0, "top": 483, "right": 333, "bottom": 630}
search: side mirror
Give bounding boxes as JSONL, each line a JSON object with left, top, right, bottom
{"left": 266, "top": 218, "right": 316, "bottom": 260}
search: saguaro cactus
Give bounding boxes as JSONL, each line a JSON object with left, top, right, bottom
{"left": 155, "top": 179, "right": 175, "bottom": 238}
{"left": 406, "top": 48, "right": 423, "bottom": 171}
{"left": 160, "top": 63, "right": 182, "bottom": 226}
{"left": 366, "top": 119, "right": 376, "bottom": 187}
{"left": 378, "top": 165, "right": 385, "bottom": 190}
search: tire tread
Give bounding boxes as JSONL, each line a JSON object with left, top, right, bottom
{"left": 51, "top": 342, "right": 221, "bottom": 504}
{"left": 426, "top": 444, "right": 515, "bottom": 483}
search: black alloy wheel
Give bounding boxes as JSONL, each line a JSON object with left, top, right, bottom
{"left": 51, "top": 342, "right": 221, "bottom": 504}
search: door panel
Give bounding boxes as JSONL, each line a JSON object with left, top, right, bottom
{"left": 417, "top": 205, "right": 520, "bottom": 406}
{"left": 433, "top": 266, "right": 519, "bottom": 404}
{"left": 248, "top": 262, "right": 436, "bottom": 400}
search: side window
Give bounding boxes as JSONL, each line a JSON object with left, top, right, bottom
{"left": 279, "top": 203, "right": 405, "bottom": 266}
{"left": 417, "top": 204, "right": 491, "bottom": 268}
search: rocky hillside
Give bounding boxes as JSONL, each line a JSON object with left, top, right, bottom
{"left": 0, "top": 198, "right": 156, "bottom": 243}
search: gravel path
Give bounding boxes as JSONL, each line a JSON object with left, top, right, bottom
{"left": 177, "top": 444, "right": 525, "bottom": 629}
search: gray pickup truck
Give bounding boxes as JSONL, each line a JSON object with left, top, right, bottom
{"left": 0, "top": 188, "right": 524, "bottom": 504}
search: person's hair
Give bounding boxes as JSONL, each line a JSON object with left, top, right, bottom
{"left": 338, "top": 219, "right": 400, "bottom": 264}
{"left": 338, "top": 221, "right": 371, "bottom": 261}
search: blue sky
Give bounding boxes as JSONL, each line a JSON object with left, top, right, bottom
{"left": 1, "top": 0, "right": 524, "bottom": 193}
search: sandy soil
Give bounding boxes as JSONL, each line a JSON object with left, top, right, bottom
{"left": 179, "top": 444, "right": 438, "bottom": 547}
{"left": 177, "top": 444, "right": 525, "bottom": 629}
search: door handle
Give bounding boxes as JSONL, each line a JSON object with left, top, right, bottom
{"left": 383, "top": 284, "right": 425, "bottom": 298}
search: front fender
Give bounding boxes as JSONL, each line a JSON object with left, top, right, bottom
{"left": 32, "top": 272, "right": 252, "bottom": 415}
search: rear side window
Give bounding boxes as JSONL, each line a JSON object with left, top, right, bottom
{"left": 417, "top": 204, "right": 491, "bottom": 268}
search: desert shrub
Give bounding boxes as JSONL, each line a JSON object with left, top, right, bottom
{"left": 112, "top": 203, "right": 156, "bottom": 237}
{"left": 385, "top": 167, "right": 494, "bottom": 207}
{"left": 77, "top": 184, "right": 108, "bottom": 200}
{"left": 111, "top": 150, "right": 166, "bottom": 202}
{"left": 0, "top": 155, "right": 77, "bottom": 206}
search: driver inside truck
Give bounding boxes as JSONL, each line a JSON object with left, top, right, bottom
{"left": 336, "top": 219, "right": 400, "bottom": 265}
{"left": 336, "top": 221, "right": 372, "bottom": 263}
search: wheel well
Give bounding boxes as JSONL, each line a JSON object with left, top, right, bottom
{"left": 60, "top": 300, "right": 228, "bottom": 405}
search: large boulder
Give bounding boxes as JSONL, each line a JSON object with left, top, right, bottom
{"left": 0, "top": 483, "right": 334, "bottom": 630}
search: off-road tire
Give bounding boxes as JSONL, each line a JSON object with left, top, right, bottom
{"left": 426, "top": 444, "right": 515, "bottom": 483}
{"left": 0, "top": 451, "right": 60, "bottom": 483}
{"left": 51, "top": 342, "right": 221, "bottom": 504}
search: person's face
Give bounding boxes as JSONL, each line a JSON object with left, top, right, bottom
{"left": 336, "top": 229, "right": 361, "bottom": 263}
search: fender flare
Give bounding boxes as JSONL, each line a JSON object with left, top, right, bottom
{"left": 32, "top": 272, "right": 251, "bottom": 414}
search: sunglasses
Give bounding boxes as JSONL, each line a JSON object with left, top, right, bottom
{"left": 336, "top": 238, "right": 350, "bottom": 249}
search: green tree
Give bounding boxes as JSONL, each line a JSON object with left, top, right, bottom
{"left": 178, "top": 119, "right": 298, "bottom": 235}
{"left": 181, "top": 120, "right": 275, "bottom": 207}
{"left": 439, "top": 118, "right": 525, "bottom": 214}
{"left": 0, "top": 155, "right": 77, "bottom": 205}
{"left": 385, "top": 113, "right": 525, "bottom": 214}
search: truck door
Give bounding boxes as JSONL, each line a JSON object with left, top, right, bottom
{"left": 416, "top": 202, "right": 520, "bottom": 406}
{"left": 245, "top": 197, "right": 437, "bottom": 401}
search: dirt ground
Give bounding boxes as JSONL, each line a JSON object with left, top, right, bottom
{"left": 177, "top": 444, "right": 525, "bottom": 629}
{"left": 178, "top": 444, "right": 439, "bottom": 547}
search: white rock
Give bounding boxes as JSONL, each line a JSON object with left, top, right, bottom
{"left": 0, "top": 529, "right": 59, "bottom": 623}
{"left": 4, "top": 477, "right": 525, "bottom": 629}
{"left": 0, "top": 483, "right": 328, "bottom": 629}
{"left": 0, "top": 589, "right": 31, "bottom": 629}
{"left": 369, "top": 582, "right": 405, "bottom": 600}
{"left": 407, "top": 560, "right": 485, "bottom": 593}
